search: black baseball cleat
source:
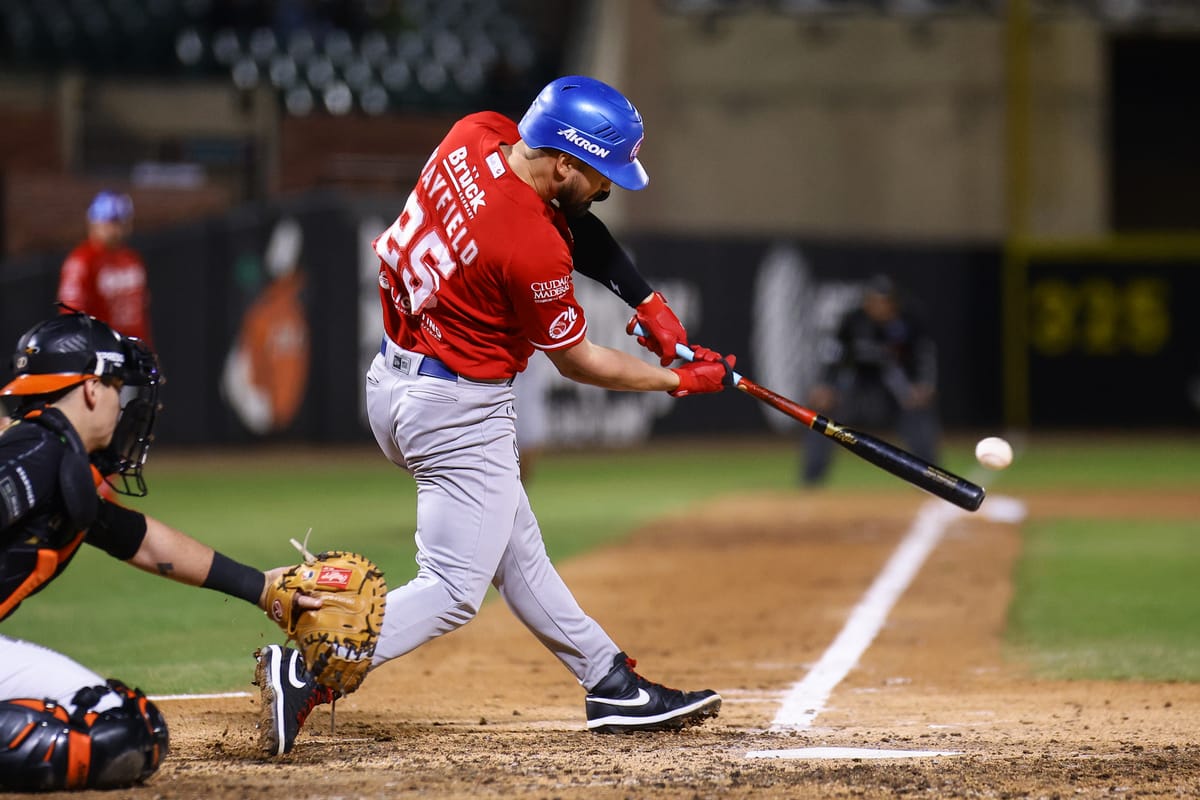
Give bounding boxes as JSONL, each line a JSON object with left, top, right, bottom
{"left": 253, "top": 644, "right": 337, "bottom": 756}
{"left": 585, "top": 652, "right": 721, "bottom": 733}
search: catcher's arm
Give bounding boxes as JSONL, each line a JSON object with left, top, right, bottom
{"left": 115, "top": 512, "right": 323, "bottom": 611}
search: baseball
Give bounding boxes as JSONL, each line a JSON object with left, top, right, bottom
{"left": 975, "top": 436, "right": 1013, "bottom": 470}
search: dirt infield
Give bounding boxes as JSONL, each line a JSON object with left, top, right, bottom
{"left": 44, "top": 488, "right": 1200, "bottom": 799}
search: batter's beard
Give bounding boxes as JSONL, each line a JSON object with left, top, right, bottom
{"left": 556, "top": 184, "right": 609, "bottom": 218}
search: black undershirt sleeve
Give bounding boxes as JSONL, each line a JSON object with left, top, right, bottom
{"left": 567, "top": 212, "right": 653, "bottom": 308}
{"left": 86, "top": 499, "right": 148, "bottom": 561}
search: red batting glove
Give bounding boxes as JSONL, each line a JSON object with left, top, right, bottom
{"left": 670, "top": 354, "right": 736, "bottom": 397}
{"left": 687, "top": 344, "right": 725, "bottom": 363}
{"left": 627, "top": 291, "right": 687, "bottom": 366}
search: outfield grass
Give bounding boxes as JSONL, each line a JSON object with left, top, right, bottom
{"left": 2, "top": 433, "right": 1197, "bottom": 693}
{"left": 986, "top": 433, "right": 1200, "bottom": 491}
{"left": 1008, "top": 519, "right": 1200, "bottom": 681}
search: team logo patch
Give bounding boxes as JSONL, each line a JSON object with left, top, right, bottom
{"left": 549, "top": 307, "right": 579, "bottom": 340}
{"left": 486, "top": 150, "right": 506, "bottom": 178}
{"left": 1, "top": 477, "right": 20, "bottom": 519}
{"left": 316, "top": 565, "right": 353, "bottom": 589}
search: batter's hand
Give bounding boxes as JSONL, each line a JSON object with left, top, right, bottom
{"left": 687, "top": 345, "right": 725, "bottom": 363}
{"left": 628, "top": 292, "right": 687, "bottom": 366}
{"left": 670, "top": 353, "right": 736, "bottom": 397}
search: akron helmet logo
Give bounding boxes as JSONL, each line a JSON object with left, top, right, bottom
{"left": 548, "top": 307, "right": 579, "bottom": 340}
{"left": 556, "top": 127, "right": 611, "bottom": 159}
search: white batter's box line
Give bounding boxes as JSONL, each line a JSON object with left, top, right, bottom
{"left": 746, "top": 747, "right": 963, "bottom": 761}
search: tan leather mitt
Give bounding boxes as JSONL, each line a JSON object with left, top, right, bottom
{"left": 265, "top": 550, "right": 387, "bottom": 694}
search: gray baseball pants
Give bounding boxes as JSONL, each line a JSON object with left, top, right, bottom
{"left": 365, "top": 338, "right": 619, "bottom": 690}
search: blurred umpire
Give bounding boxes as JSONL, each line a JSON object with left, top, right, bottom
{"left": 802, "top": 274, "right": 941, "bottom": 485}
{"left": 0, "top": 311, "right": 300, "bottom": 790}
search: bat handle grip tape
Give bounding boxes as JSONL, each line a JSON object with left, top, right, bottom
{"left": 630, "top": 323, "right": 744, "bottom": 385}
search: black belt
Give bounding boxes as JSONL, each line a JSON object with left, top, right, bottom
{"left": 380, "top": 337, "right": 512, "bottom": 385}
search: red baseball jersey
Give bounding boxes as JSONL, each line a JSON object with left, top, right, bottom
{"left": 57, "top": 240, "right": 152, "bottom": 343}
{"left": 373, "top": 112, "right": 586, "bottom": 380}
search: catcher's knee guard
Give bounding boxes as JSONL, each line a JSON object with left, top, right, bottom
{"left": 0, "top": 680, "right": 169, "bottom": 791}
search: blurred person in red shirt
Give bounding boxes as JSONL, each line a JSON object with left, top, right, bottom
{"left": 57, "top": 191, "right": 153, "bottom": 344}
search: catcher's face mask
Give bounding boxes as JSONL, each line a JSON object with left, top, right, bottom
{"left": 95, "top": 336, "right": 162, "bottom": 497}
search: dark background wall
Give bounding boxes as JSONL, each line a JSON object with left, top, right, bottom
{"left": 3, "top": 2, "right": 1199, "bottom": 440}
{"left": 8, "top": 195, "right": 1009, "bottom": 445}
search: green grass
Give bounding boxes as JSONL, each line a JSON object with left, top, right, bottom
{"left": 2, "top": 455, "right": 421, "bottom": 694}
{"left": 981, "top": 434, "right": 1200, "bottom": 491}
{"left": 980, "top": 434, "right": 1200, "bottom": 680}
{"left": 3, "top": 433, "right": 1198, "bottom": 693}
{"left": 1007, "top": 518, "right": 1200, "bottom": 680}
{"left": 1, "top": 438, "right": 807, "bottom": 693}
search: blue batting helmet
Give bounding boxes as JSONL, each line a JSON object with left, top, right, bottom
{"left": 87, "top": 191, "right": 134, "bottom": 224}
{"left": 517, "top": 76, "right": 648, "bottom": 191}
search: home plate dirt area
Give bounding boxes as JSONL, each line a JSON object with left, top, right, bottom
{"left": 59, "top": 489, "right": 1200, "bottom": 799}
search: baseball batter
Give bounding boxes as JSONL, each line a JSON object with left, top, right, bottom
{"left": 255, "top": 75, "right": 734, "bottom": 753}
{"left": 0, "top": 312, "right": 310, "bottom": 790}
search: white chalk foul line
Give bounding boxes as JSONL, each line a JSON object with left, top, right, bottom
{"left": 768, "top": 494, "right": 1026, "bottom": 732}
{"left": 148, "top": 691, "right": 252, "bottom": 702}
{"left": 769, "top": 500, "right": 959, "bottom": 730}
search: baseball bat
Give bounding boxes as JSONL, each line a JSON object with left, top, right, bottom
{"left": 635, "top": 325, "right": 986, "bottom": 512}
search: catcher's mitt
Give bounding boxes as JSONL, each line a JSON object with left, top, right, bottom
{"left": 265, "top": 550, "right": 387, "bottom": 695}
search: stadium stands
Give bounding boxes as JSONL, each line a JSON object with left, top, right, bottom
{"left": 0, "top": 0, "right": 563, "bottom": 116}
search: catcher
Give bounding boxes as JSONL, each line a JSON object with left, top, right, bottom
{"left": 0, "top": 311, "right": 318, "bottom": 790}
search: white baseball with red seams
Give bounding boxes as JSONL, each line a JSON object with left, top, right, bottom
{"left": 975, "top": 437, "right": 1013, "bottom": 470}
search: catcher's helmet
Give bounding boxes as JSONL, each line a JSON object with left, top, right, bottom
{"left": 2, "top": 311, "right": 162, "bottom": 496}
{"left": 2, "top": 312, "right": 134, "bottom": 396}
{"left": 517, "top": 75, "right": 648, "bottom": 191}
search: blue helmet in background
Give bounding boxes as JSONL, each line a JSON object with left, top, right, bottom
{"left": 518, "top": 75, "right": 649, "bottom": 191}
{"left": 87, "top": 191, "right": 134, "bottom": 224}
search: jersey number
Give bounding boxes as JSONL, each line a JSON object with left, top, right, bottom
{"left": 379, "top": 192, "right": 457, "bottom": 314}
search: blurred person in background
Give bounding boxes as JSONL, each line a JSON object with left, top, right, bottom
{"left": 57, "top": 191, "right": 153, "bottom": 344}
{"left": 802, "top": 274, "right": 940, "bottom": 485}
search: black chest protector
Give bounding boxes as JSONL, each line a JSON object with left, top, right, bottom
{"left": 0, "top": 409, "right": 98, "bottom": 620}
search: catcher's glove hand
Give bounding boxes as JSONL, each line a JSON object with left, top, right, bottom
{"left": 265, "top": 550, "right": 387, "bottom": 695}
